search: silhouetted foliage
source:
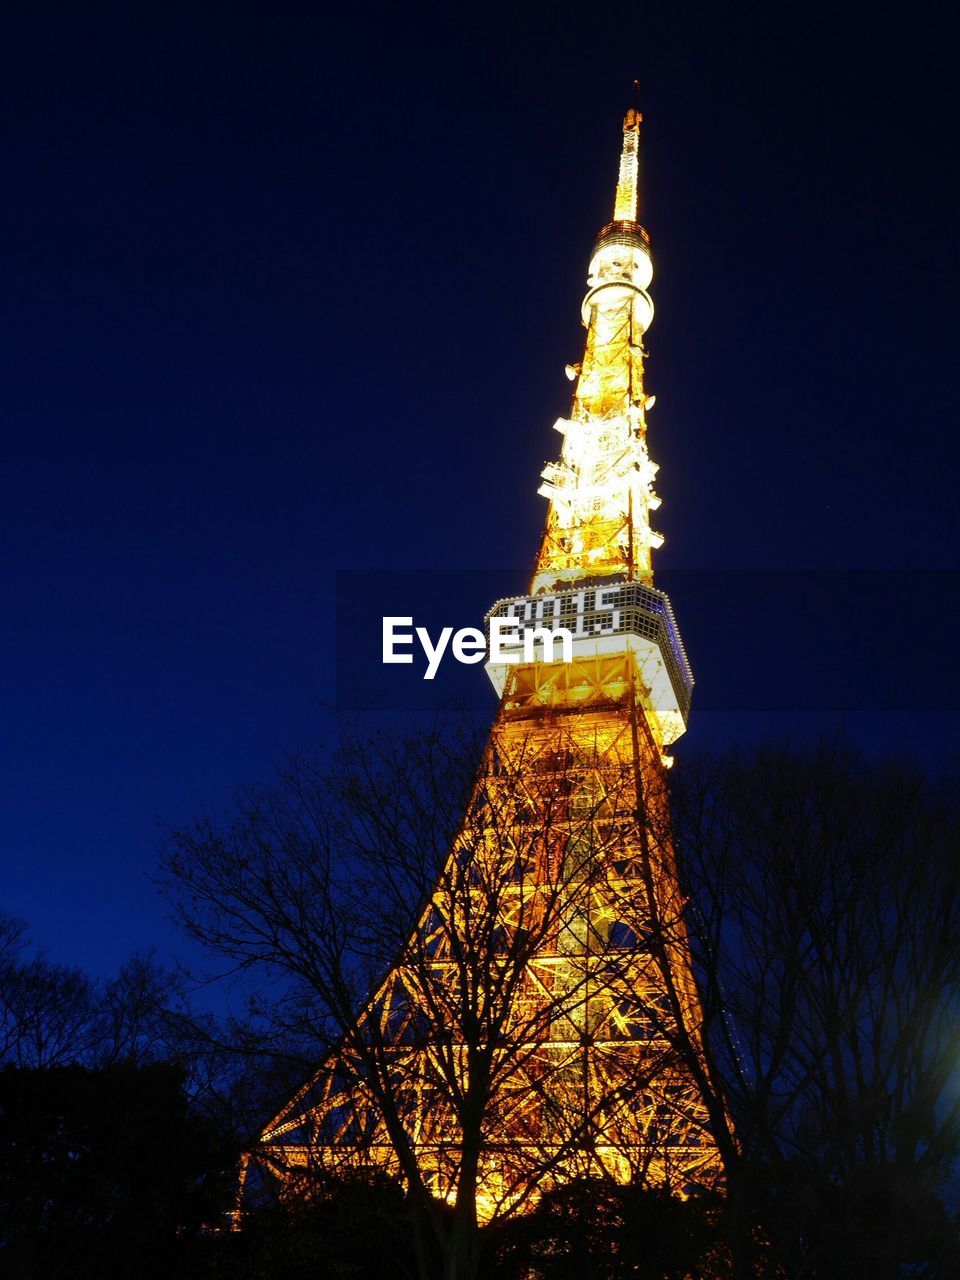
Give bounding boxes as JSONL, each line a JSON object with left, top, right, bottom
{"left": 0, "top": 1062, "right": 233, "bottom": 1280}
{"left": 754, "top": 1155, "right": 960, "bottom": 1279}
{"left": 671, "top": 740, "right": 960, "bottom": 1278}
{"left": 4, "top": 738, "right": 960, "bottom": 1277}
{"left": 206, "top": 1170, "right": 421, "bottom": 1280}
{"left": 488, "top": 1177, "right": 725, "bottom": 1279}
{"left": 0, "top": 916, "right": 190, "bottom": 1073}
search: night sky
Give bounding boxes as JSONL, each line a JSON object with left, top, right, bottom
{"left": 2, "top": 4, "right": 958, "bottom": 979}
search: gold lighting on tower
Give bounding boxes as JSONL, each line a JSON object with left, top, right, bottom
{"left": 613, "top": 105, "right": 641, "bottom": 222}
{"left": 244, "top": 92, "right": 722, "bottom": 1224}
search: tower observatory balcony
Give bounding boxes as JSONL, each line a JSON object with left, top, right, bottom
{"left": 484, "top": 579, "right": 693, "bottom": 745}
{"left": 586, "top": 220, "right": 654, "bottom": 327}
{"left": 592, "top": 219, "right": 651, "bottom": 258}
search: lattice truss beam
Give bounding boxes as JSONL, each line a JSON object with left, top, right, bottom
{"left": 249, "top": 697, "right": 720, "bottom": 1222}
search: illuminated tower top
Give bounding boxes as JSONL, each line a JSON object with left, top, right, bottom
{"left": 613, "top": 105, "right": 642, "bottom": 222}
{"left": 533, "top": 97, "right": 661, "bottom": 593}
{"left": 486, "top": 95, "right": 692, "bottom": 750}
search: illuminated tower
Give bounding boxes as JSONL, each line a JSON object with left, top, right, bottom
{"left": 248, "top": 99, "right": 721, "bottom": 1219}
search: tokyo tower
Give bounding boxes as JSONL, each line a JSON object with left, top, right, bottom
{"left": 245, "top": 95, "right": 722, "bottom": 1226}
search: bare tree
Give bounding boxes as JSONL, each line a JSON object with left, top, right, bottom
{"left": 670, "top": 741, "right": 960, "bottom": 1278}
{"left": 0, "top": 928, "right": 98, "bottom": 1069}
{"left": 0, "top": 915, "right": 200, "bottom": 1077}
{"left": 161, "top": 714, "right": 716, "bottom": 1280}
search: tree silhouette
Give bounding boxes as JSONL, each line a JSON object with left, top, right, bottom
{"left": 0, "top": 1061, "right": 233, "bottom": 1279}
{"left": 671, "top": 741, "right": 960, "bottom": 1278}
{"left": 158, "top": 733, "right": 960, "bottom": 1277}
{"left": 161, "top": 713, "right": 718, "bottom": 1280}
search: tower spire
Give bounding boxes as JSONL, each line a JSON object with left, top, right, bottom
{"left": 532, "top": 94, "right": 660, "bottom": 596}
{"left": 613, "top": 83, "right": 643, "bottom": 224}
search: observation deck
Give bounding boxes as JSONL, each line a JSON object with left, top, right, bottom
{"left": 484, "top": 579, "right": 693, "bottom": 744}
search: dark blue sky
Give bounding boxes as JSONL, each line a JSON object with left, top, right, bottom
{"left": 1, "top": 3, "right": 957, "bottom": 977}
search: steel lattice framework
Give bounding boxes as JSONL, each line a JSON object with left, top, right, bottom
{"left": 243, "top": 100, "right": 722, "bottom": 1221}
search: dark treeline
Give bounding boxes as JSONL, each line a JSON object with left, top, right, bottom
{"left": 671, "top": 743, "right": 960, "bottom": 1279}
{"left": 2, "top": 736, "right": 959, "bottom": 1278}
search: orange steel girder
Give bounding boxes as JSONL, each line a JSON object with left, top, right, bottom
{"left": 250, "top": 683, "right": 721, "bottom": 1220}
